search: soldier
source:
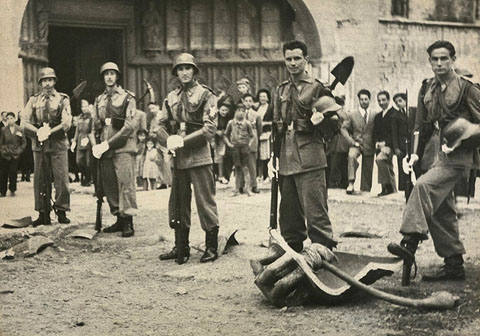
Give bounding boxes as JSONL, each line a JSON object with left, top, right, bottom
{"left": 157, "top": 53, "right": 220, "bottom": 263}
{"left": 92, "top": 62, "right": 138, "bottom": 237}
{"left": 388, "top": 41, "right": 480, "bottom": 281}
{"left": 21, "top": 67, "right": 72, "bottom": 226}
{"left": 270, "top": 40, "right": 338, "bottom": 253}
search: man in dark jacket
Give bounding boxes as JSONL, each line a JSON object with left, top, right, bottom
{"left": 0, "top": 112, "right": 26, "bottom": 196}
{"left": 373, "top": 90, "right": 397, "bottom": 196}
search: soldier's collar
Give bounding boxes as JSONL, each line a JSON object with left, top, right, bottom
{"left": 290, "top": 71, "right": 313, "bottom": 85}
{"left": 105, "top": 84, "right": 123, "bottom": 95}
{"left": 434, "top": 70, "right": 458, "bottom": 90}
{"left": 178, "top": 80, "right": 198, "bottom": 93}
{"left": 42, "top": 88, "right": 57, "bottom": 97}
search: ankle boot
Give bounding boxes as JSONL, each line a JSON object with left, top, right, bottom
{"left": 200, "top": 227, "right": 219, "bottom": 263}
{"left": 423, "top": 254, "right": 465, "bottom": 281}
{"left": 387, "top": 235, "right": 419, "bottom": 264}
{"left": 122, "top": 216, "right": 134, "bottom": 237}
{"left": 57, "top": 211, "right": 71, "bottom": 224}
{"left": 103, "top": 215, "right": 123, "bottom": 233}
{"left": 32, "top": 212, "right": 51, "bottom": 227}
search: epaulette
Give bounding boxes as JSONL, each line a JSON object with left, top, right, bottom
{"left": 315, "top": 78, "right": 325, "bottom": 85}
{"left": 201, "top": 84, "right": 216, "bottom": 95}
{"left": 59, "top": 92, "right": 70, "bottom": 100}
{"left": 278, "top": 80, "right": 290, "bottom": 87}
{"left": 422, "top": 78, "right": 433, "bottom": 86}
{"left": 125, "top": 89, "right": 136, "bottom": 98}
{"left": 32, "top": 92, "right": 41, "bottom": 97}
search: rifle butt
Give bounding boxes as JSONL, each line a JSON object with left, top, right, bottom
{"left": 401, "top": 261, "right": 412, "bottom": 286}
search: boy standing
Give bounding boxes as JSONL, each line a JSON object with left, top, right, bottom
{"left": 225, "top": 106, "right": 254, "bottom": 196}
{"left": 243, "top": 93, "right": 262, "bottom": 193}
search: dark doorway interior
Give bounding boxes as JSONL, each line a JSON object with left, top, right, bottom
{"left": 48, "top": 26, "right": 123, "bottom": 114}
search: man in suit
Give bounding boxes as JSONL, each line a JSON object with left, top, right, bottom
{"left": 392, "top": 93, "right": 417, "bottom": 191}
{"left": 373, "top": 90, "right": 397, "bottom": 196}
{"left": 342, "top": 89, "right": 377, "bottom": 194}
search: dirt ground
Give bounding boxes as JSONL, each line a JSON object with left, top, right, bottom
{"left": 1, "top": 180, "right": 480, "bottom": 336}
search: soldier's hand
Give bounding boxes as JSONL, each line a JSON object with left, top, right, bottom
{"left": 167, "top": 135, "right": 184, "bottom": 151}
{"left": 70, "top": 141, "right": 76, "bottom": 152}
{"left": 267, "top": 157, "right": 279, "bottom": 178}
{"left": 92, "top": 141, "right": 109, "bottom": 159}
{"left": 310, "top": 109, "right": 325, "bottom": 126}
{"left": 37, "top": 124, "right": 51, "bottom": 142}
{"left": 408, "top": 153, "right": 419, "bottom": 167}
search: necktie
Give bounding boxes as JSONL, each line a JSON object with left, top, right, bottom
{"left": 363, "top": 111, "right": 368, "bottom": 123}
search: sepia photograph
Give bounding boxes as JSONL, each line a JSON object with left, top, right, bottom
{"left": 0, "top": 0, "right": 479, "bottom": 335}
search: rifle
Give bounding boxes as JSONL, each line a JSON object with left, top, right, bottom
{"left": 165, "top": 99, "right": 187, "bottom": 264}
{"left": 39, "top": 134, "right": 52, "bottom": 225}
{"left": 94, "top": 105, "right": 103, "bottom": 232}
{"left": 404, "top": 89, "right": 414, "bottom": 203}
{"left": 269, "top": 124, "right": 282, "bottom": 230}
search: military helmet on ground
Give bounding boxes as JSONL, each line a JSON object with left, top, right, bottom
{"left": 100, "top": 62, "right": 121, "bottom": 76}
{"left": 171, "top": 53, "right": 199, "bottom": 76}
{"left": 38, "top": 67, "right": 57, "bottom": 83}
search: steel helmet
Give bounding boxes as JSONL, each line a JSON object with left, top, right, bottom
{"left": 100, "top": 62, "right": 120, "bottom": 76}
{"left": 313, "top": 96, "right": 342, "bottom": 114}
{"left": 171, "top": 53, "right": 199, "bottom": 76}
{"left": 38, "top": 67, "right": 57, "bottom": 83}
{"left": 442, "top": 118, "right": 480, "bottom": 149}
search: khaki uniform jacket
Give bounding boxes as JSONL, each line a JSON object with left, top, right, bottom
{"left": 21, "top": 89, "right": 72, "bottom": 152}
{"left": 273, "top": 71, "right": 332, "bottom": 176}
{"left": 94, "top": 85, "right": 138, "bottom": 156}
{"left": 415, "top": 73, "right": 480, "bottom": 169}
{"left": 157, "top": 80, "right": 217, "bottom": 170}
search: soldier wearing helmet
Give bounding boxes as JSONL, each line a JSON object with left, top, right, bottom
{"left": 388, "top": 40, "right": 480, "bottom": 282}
{"left": 157, "top": 53, "right": 220, "bottom": 263}
{"left": 270, "top": 40, "right": 338, "bottom": 254}
{"left": 21, "top": 67, "right": 72, "bottom": 226}
{"left": 92, "top": 61, "right": 139, "bottom": 237}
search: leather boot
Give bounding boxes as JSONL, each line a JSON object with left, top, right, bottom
{"left": 422, "top": 254, "right": 465, "bottom": 281}
{"left": 32, "top": 212, "right": 51, "bottom": 227}
{"left": 159, "top": 229, "right": 190, "bottom": 262}
{"left": 122, "top": 216, "right": 134, "bottom": 237}
{"left": 200, "top": 227, "right": 219, "bottom": 263}
{"left": 103, "top": 215, "right": 123, "bottom": 233}
{"left": 57, "top": 211, "right": 71, "bottom": 224}
{"left": 387, "top": 234, "right": 419, "bottom": 264}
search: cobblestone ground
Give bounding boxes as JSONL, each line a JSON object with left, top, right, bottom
{"left": 1, "top": 179, "right": 479, "bottom": 336}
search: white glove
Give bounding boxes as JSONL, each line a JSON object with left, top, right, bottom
{"left": 267, "top": 157, "right": 279, "bottom": 179}
{"left": 310, "top": 109, "right": 325, "bottom": 126}
{"left": 166, "top": 135, "right": 184, "bottom": 152}
{"left": 70, "top": 141, "right": 76, "bottom": 152}
{"left": 441, "top": 143, "right": 455, "bottom": 154}
{"left": 408, "top": 153, "right": 419, "bottom": 167}
{"left": 37, "top": 124, "right": 51, "bottom": 142}
{"left": 92, "top": 141, "right": 109, "bottom": 159}
{"left": 80, "top": 137, "right": 89, "bottom": 147}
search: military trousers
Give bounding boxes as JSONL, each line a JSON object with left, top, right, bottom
{"left": 400, "top": 165, "right": 466, "bottom": 258}
{"left": 168, "top": 164, "right": 219, "bottom": 232}
{"left": 33, "top": 150, "right": 70, "bottom": 212}
{"left": 376, "top": 146, "right": 397, "bottom": 190}
{"left": 347, "top": 147, "right": 374, "bottom": 192}
{"left": 101, "top": 153, "right": 137, "bottom": 217}
{"left": 278, "top": 169, "right": 336, "bottom": 249}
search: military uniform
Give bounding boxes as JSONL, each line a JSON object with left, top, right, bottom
{"left": 157, "top": 80, "right": 219, "bottom": 235}
{"left": 22, "top": 88, "right": 72, "bottom": 214}
{"left": 400, "top": 72, "right": 480, "bottom": 258}
{"left": 94, "top": 85, "right": 138, "bottom": 218}
{"left": 273, "top": 71, "right": 337, "bottom": 251}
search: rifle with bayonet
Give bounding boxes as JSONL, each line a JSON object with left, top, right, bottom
{"left": 404, "top": 90, "right": 414, "bottom": 203}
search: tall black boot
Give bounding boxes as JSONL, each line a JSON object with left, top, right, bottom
{"left": 57, "top": 211, "right": 71, "bottom": 224}
{"left": 122, "top": 216, "right": 134, "bottom": 237}
{"left": 32, "top": 212, "right": 51, "bottom": 227}
{"left": 423, "top": 254, "right": 465, "bottom": 281}
{"left": 103, "top": 215, "right": 123, "bottom": 233}
{"left": 200, "top": 227, "right": 219, "bottom": 263}
{"left": 159, "top": 229, "right": 190, "bottom": 262}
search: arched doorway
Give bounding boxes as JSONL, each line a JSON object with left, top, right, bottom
{"left": 19, "top": 0, "right": 323, "bottom": 108}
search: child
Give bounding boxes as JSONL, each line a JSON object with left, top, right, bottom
{"left": 243, "top": 93, "right": 262, "bottom": 193}
{"left": 216, "top": 102, "right": 233, "bottom": 184}
{"left": 225, "top": 105, "right": 254, "bottom": 196}
{"left": 71, "top": 99, "right": 95, "bottom": 186}
{"left": 135, "top": 130, "right": 147, "bottom": 188}
{"left": 142, "top": 137, "right": 161, "bottom": 191}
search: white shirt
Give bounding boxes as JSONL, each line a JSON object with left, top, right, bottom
{"left": 359, "top": 107, "right": 370, "bottom": 122}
